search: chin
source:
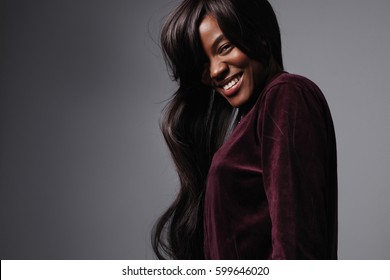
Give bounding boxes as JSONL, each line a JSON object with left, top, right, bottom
{"left": 225, "top": 94, "right": 251, "bottom": 108}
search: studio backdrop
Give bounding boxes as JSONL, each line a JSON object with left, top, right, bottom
{"left": 1, "top": 0, "right": 390, "bottom": 259}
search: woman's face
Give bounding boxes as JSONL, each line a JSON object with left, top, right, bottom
{"left": 199, "top": 15, "right": 266, "bottom": 108}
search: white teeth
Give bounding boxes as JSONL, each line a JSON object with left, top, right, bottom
{"left": 223, "top": 76, "right": 240, "bottom": 90}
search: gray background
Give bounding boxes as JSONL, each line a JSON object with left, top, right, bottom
{"left": 1, "top": 0, "right": 389, "bottom": 259}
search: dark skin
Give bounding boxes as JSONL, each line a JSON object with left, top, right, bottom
{"left": 199, "top": 15, "right": 281, "bottom": 112}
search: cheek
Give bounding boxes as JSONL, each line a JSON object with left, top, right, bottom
{"left": 230, "top": 49, "right": 251, "bottom": 68}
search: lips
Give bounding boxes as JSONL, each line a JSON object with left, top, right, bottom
{"left": 217, "top": 73, "right": 243, "bottom": 97}
{"left": 223, "top": 75, "right": 240, "bottom": 90}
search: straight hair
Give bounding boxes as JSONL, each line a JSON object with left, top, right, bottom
{"left": 153, "top": 0, "right": 283, "bottom": 259}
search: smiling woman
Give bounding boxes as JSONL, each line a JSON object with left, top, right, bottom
{"left": 153, "top": 0, "right": 337, "bottom": 260}
{"left": 199, "top": 14, "right": 284, "bottom": 111}
{"left": 199, "top": 15, "right": 268, "bottom": 108}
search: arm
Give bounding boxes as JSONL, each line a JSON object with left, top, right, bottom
{"left": 259, "top": 82, "right": 334, "bottom": 259}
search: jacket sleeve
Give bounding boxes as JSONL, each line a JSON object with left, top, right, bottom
{"left": 259, "top": 82, "right": 333, "bottom": 259}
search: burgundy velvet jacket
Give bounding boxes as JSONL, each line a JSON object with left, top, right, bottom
{"left": 203, "top": 72, "right": 337, "bottom": 259}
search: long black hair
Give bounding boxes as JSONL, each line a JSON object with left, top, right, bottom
{"left": 152, "top": 0, "right": 284, "bottom": 259}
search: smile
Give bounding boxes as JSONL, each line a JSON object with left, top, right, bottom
{"left": 220, "top": 73, "right": 243, "bottom": 91}
{"left": 223, "top": 76, "right": 240, "bottom": 90}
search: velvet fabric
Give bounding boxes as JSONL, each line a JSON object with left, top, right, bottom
{"left": 203, "top": 72, "right": 337, "bottom": 259}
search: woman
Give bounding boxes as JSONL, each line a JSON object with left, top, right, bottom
{"left": 153, "top": 0, "right": 337, "bottom": 260}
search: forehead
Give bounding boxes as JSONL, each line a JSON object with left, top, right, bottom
{"left": 198, "top": 15, "right": 225, "bottom": 50}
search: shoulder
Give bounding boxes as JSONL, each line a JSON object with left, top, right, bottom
{"left": 265, "top": 72, "right": 322, "bottom": 96}
{"left": 253, "top": 72, "right": 334, "bottom": 141}
{"left": 252, "top": 72, "right": 332, "bottom": 128}
{"left": 258, "top": 72, "right": 327, "bottom": 109}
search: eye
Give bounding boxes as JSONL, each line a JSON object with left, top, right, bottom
{"left": 218, "top": 43, "right": 233, "bottom": 55}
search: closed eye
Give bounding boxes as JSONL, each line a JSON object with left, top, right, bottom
{"left": 218, "top": 43, "right": 233, "bottom": 55}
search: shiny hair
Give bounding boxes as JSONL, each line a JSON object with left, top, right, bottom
{"left": 152, "top": 0, "right": 283, "bottom": 259}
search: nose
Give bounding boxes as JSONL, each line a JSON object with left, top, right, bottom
{"left": 209, "top": 58, "right": 228, "bottom": 81}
